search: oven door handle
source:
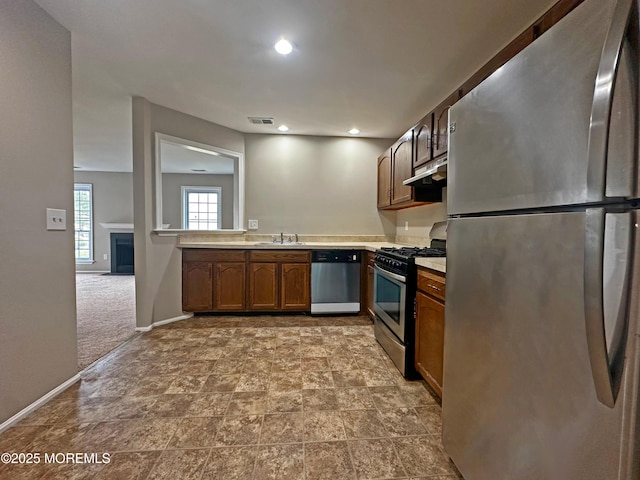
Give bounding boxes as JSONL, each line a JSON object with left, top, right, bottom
{"left": 374, "top": 265, "right": 406, "bottom": 283}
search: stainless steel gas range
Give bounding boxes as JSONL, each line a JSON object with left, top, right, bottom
{"left": 373, "top": 222, "right": 447, "bottom": 379}
{"left": 373, "top": 235, "right": 446, "bottom": 378}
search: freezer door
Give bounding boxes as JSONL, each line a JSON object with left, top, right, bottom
{"left": 442, "top": 213, "right": 638, "bottom": 480}
{"left": 447, "top": 0, "right": 638, "bottom": 215}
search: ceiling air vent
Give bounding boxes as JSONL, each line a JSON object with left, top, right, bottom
{"left": 248, "top": 117, "right": 274, "bottom": 125}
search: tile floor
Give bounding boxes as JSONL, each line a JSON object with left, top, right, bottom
{"left": 0, "top": 315, "right": 462, "bottom": 480}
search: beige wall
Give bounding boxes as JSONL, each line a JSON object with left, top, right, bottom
{"left": 133, "top": 98, "right": 246, "bottom": 328}
{"left": 74, "top": 171, "right": 134, "bottom": 271}
{"left": 245, "top": 134, "right": 395, "bottom": 235}
{"left": 162, "top": 173, "right": 234, "bottom": 230}
{"left": 0, "top": 0, "right": 77, "bottom": 423}
{"left": 133, "top": 101, "right": 397, "bottom": 326}
{"left": 395, "top": 188, "right": 448, "bottom": 245}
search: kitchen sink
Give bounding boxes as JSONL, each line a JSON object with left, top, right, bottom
{"left": 254, "top": 242, "right": 306, "bottom": 246}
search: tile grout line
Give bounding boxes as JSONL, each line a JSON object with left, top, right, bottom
{"left": 0, "top": 319, "right": 448, "bottom": 479}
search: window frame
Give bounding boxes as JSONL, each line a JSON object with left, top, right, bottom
{"left": 154, "top": 133, "right": 244, "bottom": 233}
{"left": 181, "top": 186, "right": 222, "bottom": 230}
{"left": 73, "top": 183, "right": 94, "bottom": 264}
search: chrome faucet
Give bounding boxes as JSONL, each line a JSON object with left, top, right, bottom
{"left": 280, "top": 232, "right": 284, "bottom": 244}
{"left": 295, "top": 233, "right": 299, "bottom": 243}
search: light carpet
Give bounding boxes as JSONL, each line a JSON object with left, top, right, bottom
{"left": 75, "top": 273, "right": 136, "bottom": 369}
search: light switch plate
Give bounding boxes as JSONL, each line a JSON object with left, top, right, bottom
{"left": 248, "top": 219, "right": 259, "bottom": 230}
{"left": 46, "top": 208, "right": 67, "bottom": 230}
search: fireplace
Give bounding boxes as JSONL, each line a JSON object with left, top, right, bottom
{"left": 110, "top": 233, "right": 134, "bottom": 274}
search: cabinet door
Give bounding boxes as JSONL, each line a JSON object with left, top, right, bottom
{"left": 377, "top": 150, "right": 392, "bottom": 208}
{"left": 182, "top": 261, "right": 213, "bottom": 311}
{"left": 248, "top": 262, "right": 279, "bottom": 310}
{"left": 415, "top": 290, "right": 445, "bottom": 397}
{"left": 433, "top": 92, "right": 460, "bottom": 158}
{"left": 214, "top": 262, "right": 246, "bottom": 311}
{"left": 391, "top": 134, "right": 413, "bottom": 205}
{"left": 413, "top": 114, "right": 433, "bottom": 168}
{"left": 366, "top": 263, "right": 375, "bottom": 319}
{"left": 280, "top": 263, "right": 310, "bottom": 311}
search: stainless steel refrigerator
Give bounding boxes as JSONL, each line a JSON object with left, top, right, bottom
{"left": 442, "top": 0, "right": 640, "bottom": 478}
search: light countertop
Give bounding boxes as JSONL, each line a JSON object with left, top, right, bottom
{"left": 178, "top": 241, "right": 401, "bottom": 253}
{"left": 415, "top": 257, "right": 446, "bottom": 274}
{"left": 178, "top": 241, "right": 446, "bottom": 273}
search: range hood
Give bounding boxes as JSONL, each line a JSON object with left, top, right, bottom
{"left": 403, "top": 156, "right": 447, "bottom": 188}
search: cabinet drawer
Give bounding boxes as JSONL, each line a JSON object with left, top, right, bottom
{"left": 183, "top": 249, "right": 246, "bottom": 262}
{"left": 249, "top": 250, "right": 310, "bottom": 263}
{"left": 417, "top": 268, "right": 446, "bottom": 301}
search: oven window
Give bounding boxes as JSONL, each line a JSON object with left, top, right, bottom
{"left": 375, "top": 273, "right": 402, "bottom": 325}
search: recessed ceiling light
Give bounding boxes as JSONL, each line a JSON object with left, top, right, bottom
{"left": 274, "top": 38, "right": 293, "bottom": 55}
{"left": 348, "top": 128, "right": 360, "bottom": 135}
{"left": 184, "top": 145, "right": 220, "bottom": 156}
{"left": 278, "top": 125, "right": 289, "bottom": 132}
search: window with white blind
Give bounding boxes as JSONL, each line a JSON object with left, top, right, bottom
{"left": 182, "top": 186, "right": 221, "bottom": 230}
{"left": 74, "top": 183, "right": 93, "bottom": 262}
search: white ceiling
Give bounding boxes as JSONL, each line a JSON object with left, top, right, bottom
{"left": 160, "top": 142, "right": 235, "bottom": 175}
{"left": 35, "top": 0, "right": 557, "bottom": 173}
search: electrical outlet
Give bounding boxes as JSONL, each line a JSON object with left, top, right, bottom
{"left": 404, "top": 221, "right": 409, "bottom": 231}
{"left": 248, "top": 219, "right": 259, "bottom": 230}
{"left": 103, "top": 254, "right": 108, "bottom": 260}
{"left": 46, "top": 208, "right": 66, "bottom": 230}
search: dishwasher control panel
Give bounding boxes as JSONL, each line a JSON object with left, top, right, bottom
{"left": 311, "top": 250, "right": 361, "bottom": 263}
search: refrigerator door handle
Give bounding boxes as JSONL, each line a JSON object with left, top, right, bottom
{"left": 584, "top": 208, "right": 632, "bottom": 408}
{"left": 585, "top": 0, "right": 633, "bottom": 202}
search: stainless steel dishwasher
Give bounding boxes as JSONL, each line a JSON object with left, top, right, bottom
{"left": 311, "top": 250, "right": 361, "bottom": 314}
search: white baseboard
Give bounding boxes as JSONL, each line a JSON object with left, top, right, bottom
{"left": 154, "top": 313, "right": 193, "bottom": 327}
{"left": 135, "top": 313, "right": 193, "bottom": 332}
{"left": 311, "top": 302, "right": 361, "bottom": 314}
{"left": 1, "top": 313, "right": 194, "bottom": 432}
{"left": 0, "top": 373, "right": 81, "bottom": 434}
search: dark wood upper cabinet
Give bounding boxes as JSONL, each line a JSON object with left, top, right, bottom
{"left": 377, "top": 150, "right": 392, "bottom": 208}
{"left": 375, "top": 0, "right": 585, "bottom": 212}
{"left": 432, "top": 91, "right": 461, "bottom": 159}
{"left": 377, "top": 130, "right": 441, "bottom": 210}
{"left": 413, "top": 114, "right": 433, "bottom": 168}
{"left": 391, "top": 133, "right": 414, "bottom": 205}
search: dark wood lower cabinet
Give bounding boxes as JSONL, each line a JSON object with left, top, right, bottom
{"left": 182, "top": 261, "right": 213, "bottom": 311}
{"left": 281, "top": 263, "right": 310, "bottom": 310}
{"left": 182, "top": 249, "right": 247, "bottom": 312}
{"left": 248, "top": 262, "right": 279, "bottom": 310}
{"left": 366, "top": 253, "right": 375, "bottom": 319}
{"left": 415, "top": 268, "right": 446, "bottom": 398}
{"left": 182, "top": 249, "right": 311, "bottom": 313}
{"left": 214, "top": 262, "right": 246, "bottom": 311}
